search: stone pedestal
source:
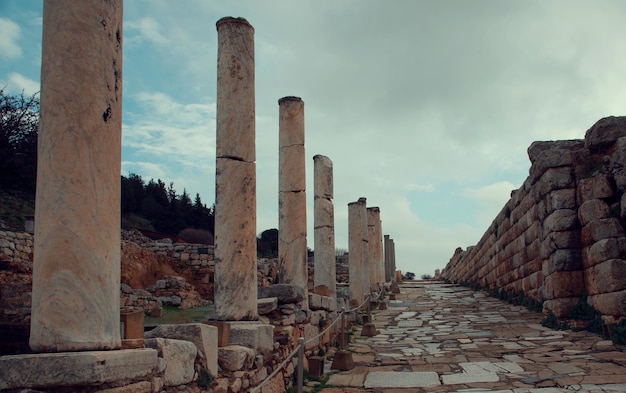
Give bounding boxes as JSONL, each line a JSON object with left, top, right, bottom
{"left": 278, "top": 96, "right": 308, "bottom": 308}
{"left": 313, "top": 155, "right": 337, "bottom": 300}
{"left": 360, "top": 323, "right": 378, "bottom": 337}
{"left": 330, "top": 350, "right": 354, "bottom": 371}
{"left": 348, "top": 198, "right": 369, "bottom": 304}
{"left": 214, "top": 17, "right": 258, "bottom": 321}
{"left": 30, "top": 0, "right": 123, "bottom": 352}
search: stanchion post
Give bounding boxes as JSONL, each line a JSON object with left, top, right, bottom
{"left": 297, "top": 337, "right": 304, "bottom": 393}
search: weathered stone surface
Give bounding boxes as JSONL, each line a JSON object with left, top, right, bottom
{"left": 214, "top": 17, "right": 257, "bottom": 322}
{"left": 589, "top": 289, "right": 626, "bottom": 316}
{"left": 528, "top": 140, "right": 584, "bottom": 182}
{"left": 546, "top": 188, "right": 577, "bottom": 214}
{"left": 31, "top": 0, "right": 123, "bottom": 352}
{"left": 258, "top": 297, "right": 278, "bottom": 314}
{"left": 547, "top": 249, "right": 582, "bottom": 274}
{"left": 258, "top": 284, "right": 305, "bottom": 304}
{"left": 584, "top": 116, "right": 626, "bottom": 152}
{"left": 349, "top": 198, "right": 369, "bottom": 304}
{"left": 144, "top": 323, "right": 218, "bottom": 376}
{"left": 533, "top": 167, "right": 575, "bottom": 202}
{"left": 214, "top": 158, "right": 257, "bottom": 321}
{"left": 304, "top": 323, "right": 320, "bottom": 350}
{"left": 228, "top": 322, "right": 275, "bottom": 357}
{"left": 144, "top": 338, "right": 196, "bottom": 387}
{"left": 543, "top": 209, "right": 579, "bottom": 232}
{"left": 95, "top": 381, "right": 152, "bottom": 393}
{"left": 279, "top": 144, "right": 306, "bottom": 192}
{"left": 585, "top": 237, "right": 626, "bottom": 268}
{"left": 218, "top": 345, "right": 255, "bottom": 371}
{"left": 582, "top": 218, "right": 625, "bottom": 245}
{"left": 585, "top": 259, "right": 626, "bottom": 295}
{"left": 367, "top": 207, "right": 385, "bottom": 290}
{"left": 578, "top": 175, "right": 615, "bottom": 202}
{"left": 545, "top": 271, "right": 585, "bottom": 298}
{"left": 579, "top": 199, "right": 610, "bottom": 226}
{"left": 215, "top": 17, "right": 255, "bottom": 162}
{"left": 0, "top": 349, "right": 157, "bottom": 390}
{"left": 277, "top": 191, "right": 307, "bottom": 289}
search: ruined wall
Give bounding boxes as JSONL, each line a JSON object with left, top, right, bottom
{"left": 0, "top": 230, "right": 33, "bottom": 324}
{"left": 441, "top": 116, "right": 626, "bottom": 322}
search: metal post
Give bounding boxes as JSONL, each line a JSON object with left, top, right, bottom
{"left": 297, "top": 337, "right": 304, "bottom": 393}
{"left": 340, "top": 307, "right": 346, "bottom": 350}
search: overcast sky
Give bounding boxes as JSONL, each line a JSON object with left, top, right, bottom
{"left": 2, "top": 1, "right": 626, "bottom": 277}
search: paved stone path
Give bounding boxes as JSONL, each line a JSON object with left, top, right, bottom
{"left": 316, "top": 281, "right": 626, "bottom": 393}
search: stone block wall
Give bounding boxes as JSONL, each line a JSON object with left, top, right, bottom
{"left": 0, "top": 230, "right": 33, "bottom": 324}
{"left": 441, "top": 116, "right": 626, "bottom": 323}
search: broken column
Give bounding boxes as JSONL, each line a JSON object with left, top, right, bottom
{"left": 348, "top": 198, "right": 369, "bottom": 305}
{"left": 214, "top": 17, "right": 257, "bottom": 321}
{"left": 313, "top": 154, "right": 336, "bottom": 299}
{"left": 277, "top": 96, "right": 308, "bottom": 307}
{"left": 30, "top": 0, "right": 123, "bottom": 352}
{"left": 367, "top": 207, "right": 384, "bottom": 290}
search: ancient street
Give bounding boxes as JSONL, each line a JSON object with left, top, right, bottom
{"left": 318, "top": 281, "right": 626, "bottom": 393}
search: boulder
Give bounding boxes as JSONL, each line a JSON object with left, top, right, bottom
{"left": 218, "top": 345, "right": 255, "bottom": 371}
{"left": 144, "top": 338, "right": 196, "bottom": 387}
{"left": 585, "top": 116, "right": 626, "bottom": 152}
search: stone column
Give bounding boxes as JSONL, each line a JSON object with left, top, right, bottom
{"left": 313, "top": 154, "right": 336, "bottom": 299}
{"left": 214, "top": 17, "right": 257, "bottom": 321}
{"left": 391, "top": 238, "right": 397, "bottom": 280}
{"left": 278, "top": 96, "right": 308, "bottom": 307}
{"left": 30, "top": 0, "right": 123, "bottom": 352}
{"left": 348, "top": 198, "right": 369, "bottom": 304}
{"left": 384, "top": 234, "right": 392, "bottom": 282}
{"left": 367, "top": 207, "right": 384, "bottom": 291}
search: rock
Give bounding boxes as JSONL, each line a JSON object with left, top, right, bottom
{"left": 257, "top": 297, "right": 278, "bottom": 315}
{"left": 585, "top": 116, "right": 626, "bottom": 152}
{"left": 578, "top": 199, "right": 610, "bottom": 226}
{"left": 229, "top": 322, "right": 275, "bottom": 357}
{"left": 144, "top": 338, "right": 197, "bottom": 387}
{"left": 144, "top": 323, "right": 218, "bottom": 376}
{"left": 258, "top": 284, "right": 305, "bottom": 304}
{"left": 218, "top": 345, "right": 255, "bottom": 371}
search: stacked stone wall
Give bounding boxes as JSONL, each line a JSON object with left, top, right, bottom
{"left": 0, "top": 230, "right": 33, "bottom": 324}
{"left": 441, "top": 116, "right": 626, "bottom": 322}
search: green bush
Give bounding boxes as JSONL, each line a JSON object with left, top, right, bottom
{"left": 611, "top": 320, "right": 626, "bottom": 345}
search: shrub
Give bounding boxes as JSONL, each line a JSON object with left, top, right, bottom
{"left": 178, "top": 227, "right": 214, "bottom": 244}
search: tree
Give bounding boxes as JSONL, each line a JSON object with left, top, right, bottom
{"left": 0, "top": 89, "right": 39, "bottom": 192}
{"left": 257, "top": 228, "right": 278, "bottom": 258}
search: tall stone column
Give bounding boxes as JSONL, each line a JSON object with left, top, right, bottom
{"left": 391, "top": 238, "right": 397, "bottom": 280}
{"left": 214, "top": 17, "right": 257, "bottom": 321}
{"left": 367, "top": 207, "right": 384, "bottom": 291}
{"left": 313, "top": 155, "right": 336, "bottom": 299}
{"left": 348, "top": 198, "right": 369, "bottom": 304}
{"left": 30, "top": 0, "right": 123, "bottom": 352}
{"left": 384, "top": 234, "right": 392, "bottom": 282}
{"left": 278, "top": 96, "right": 308, "bottom": 307}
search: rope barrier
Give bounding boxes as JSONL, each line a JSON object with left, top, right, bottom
{"left": 250, "top": 286, "right": 389, "bottom": 393}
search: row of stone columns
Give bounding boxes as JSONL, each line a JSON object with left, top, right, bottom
{"left": 29, "top": 6, "right": 397, "bottom": 358}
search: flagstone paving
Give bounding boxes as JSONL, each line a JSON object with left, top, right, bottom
{"left": 315, "top": 281, "right": 626, "bottom": 393}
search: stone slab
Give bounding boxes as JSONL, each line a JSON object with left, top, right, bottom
{"left": 364, "top": 371, "right": 440, "bottom": 388}
{"left": 441, "top": 371, "right": 500, "bottom": 385}
{"left": 228, "top": 321, "right": 275, "bottom": 357}
{"left": 0, "top": 348, "right": 157, "bottom": 390}
{"left": 326, "top": 373, "right": 365, "bottom": 387}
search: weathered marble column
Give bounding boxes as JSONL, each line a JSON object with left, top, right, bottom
{"left": 214, "top": 17, "right": 257, "bottom": 321}
{"left": 30, "top": 0, "right": 123, "bottom": 352}
{"left": 348, "top": 198, "right": 369, "bottom": 304}
{"left": 367, "top": 207, "right": 384, "bottom": 291}
{"left": 384, "top": 234, "right": 392, "bottom": 282}
{"left": 391, "top": 238, "right": 397, "bottom": 280}
{"left": 278, "top": 96, "right": 308, "bottom": 307}
{"left": 313, "top": 155, "right": 336, "bottom": 299}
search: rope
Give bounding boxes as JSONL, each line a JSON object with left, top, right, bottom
{"left": 250, "top": 344, "right": 300, "bottom": 393}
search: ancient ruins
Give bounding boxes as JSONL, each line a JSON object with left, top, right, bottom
{"left": 0, "top": 4, "right": 396, "bottom": 392}
{"left": 442, "top": 116, "right": 626, "bottom": 325}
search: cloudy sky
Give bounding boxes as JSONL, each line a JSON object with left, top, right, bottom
{"left": 2, "top": 1, "right": 626, "bottom": 277}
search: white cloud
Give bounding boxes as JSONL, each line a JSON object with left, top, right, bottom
{"left": 3, "top": 72, "right": 39, "bottom": 95}
{"left": 0, "top": 17, "right": 22, "bottom": 59}
{"left": 462, "top": 181, "right": 517, "bottom": 227}
{"left": 125, "top": 17, "right": 170, "bottom": 46}
{"left": 404, "top": 183, "right": 435, "bottom": 192}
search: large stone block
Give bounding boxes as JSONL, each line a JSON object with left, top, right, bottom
{"left": 546, "top": 189, "right": 577, "bottom": 214}
{"left": 584, "top": 237, "right": 626, "bottom": 268}
{"left": 144, "top": 323, "right": 218, "bottom": 376}
{"left": 0, "top": 349, "right": 157, "bottom": 390}
{"left": 533, "top": 168, "right": 575, "bottom": 202}
{"left": 528, "top": 140, "right": 583, "bottom": 182}
{"left": 588, "top": 289, "right": 626, "bottom": 316}
{"left": 218, "top": 345, "right": 255, "bottom": 371}
{"left": 543, "top": 209, "right": 579, "bottom": 233}
{"left": 547, "top": 249, "right": 582, "bottom": 274}
{"left": 144, "top": 338, "right": 196, "bottom": 387}
{"left": 543, "top": 297, "right": 580, "bottom": 318}
{"left": 584, "top": 259, "right": 626, "bottom": 295}
{"left": 584, "top": 116, "right": 626, "bottom": 153}
{"left": 258, "top": 284, "right": 305, "bottom": 304}
{"left": 578, "top": 199, "right": 610, "bottom": 226}
{"left": 258, "top": 297, "right": 278, "bottom": 315}
{"left": 581, "top": 218, "right": 625, "bottom": 245}
{"left": 278, "top": 145, "right": 306, "bottom": 192}
{"left": 228, "top": 322, "right": 275, "bottom": 357}
{"left": 545, "top": 271, "right": 585, "bottom": 299}
{"left": 578, "top": 175, "right": 615, "bottom": 202}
